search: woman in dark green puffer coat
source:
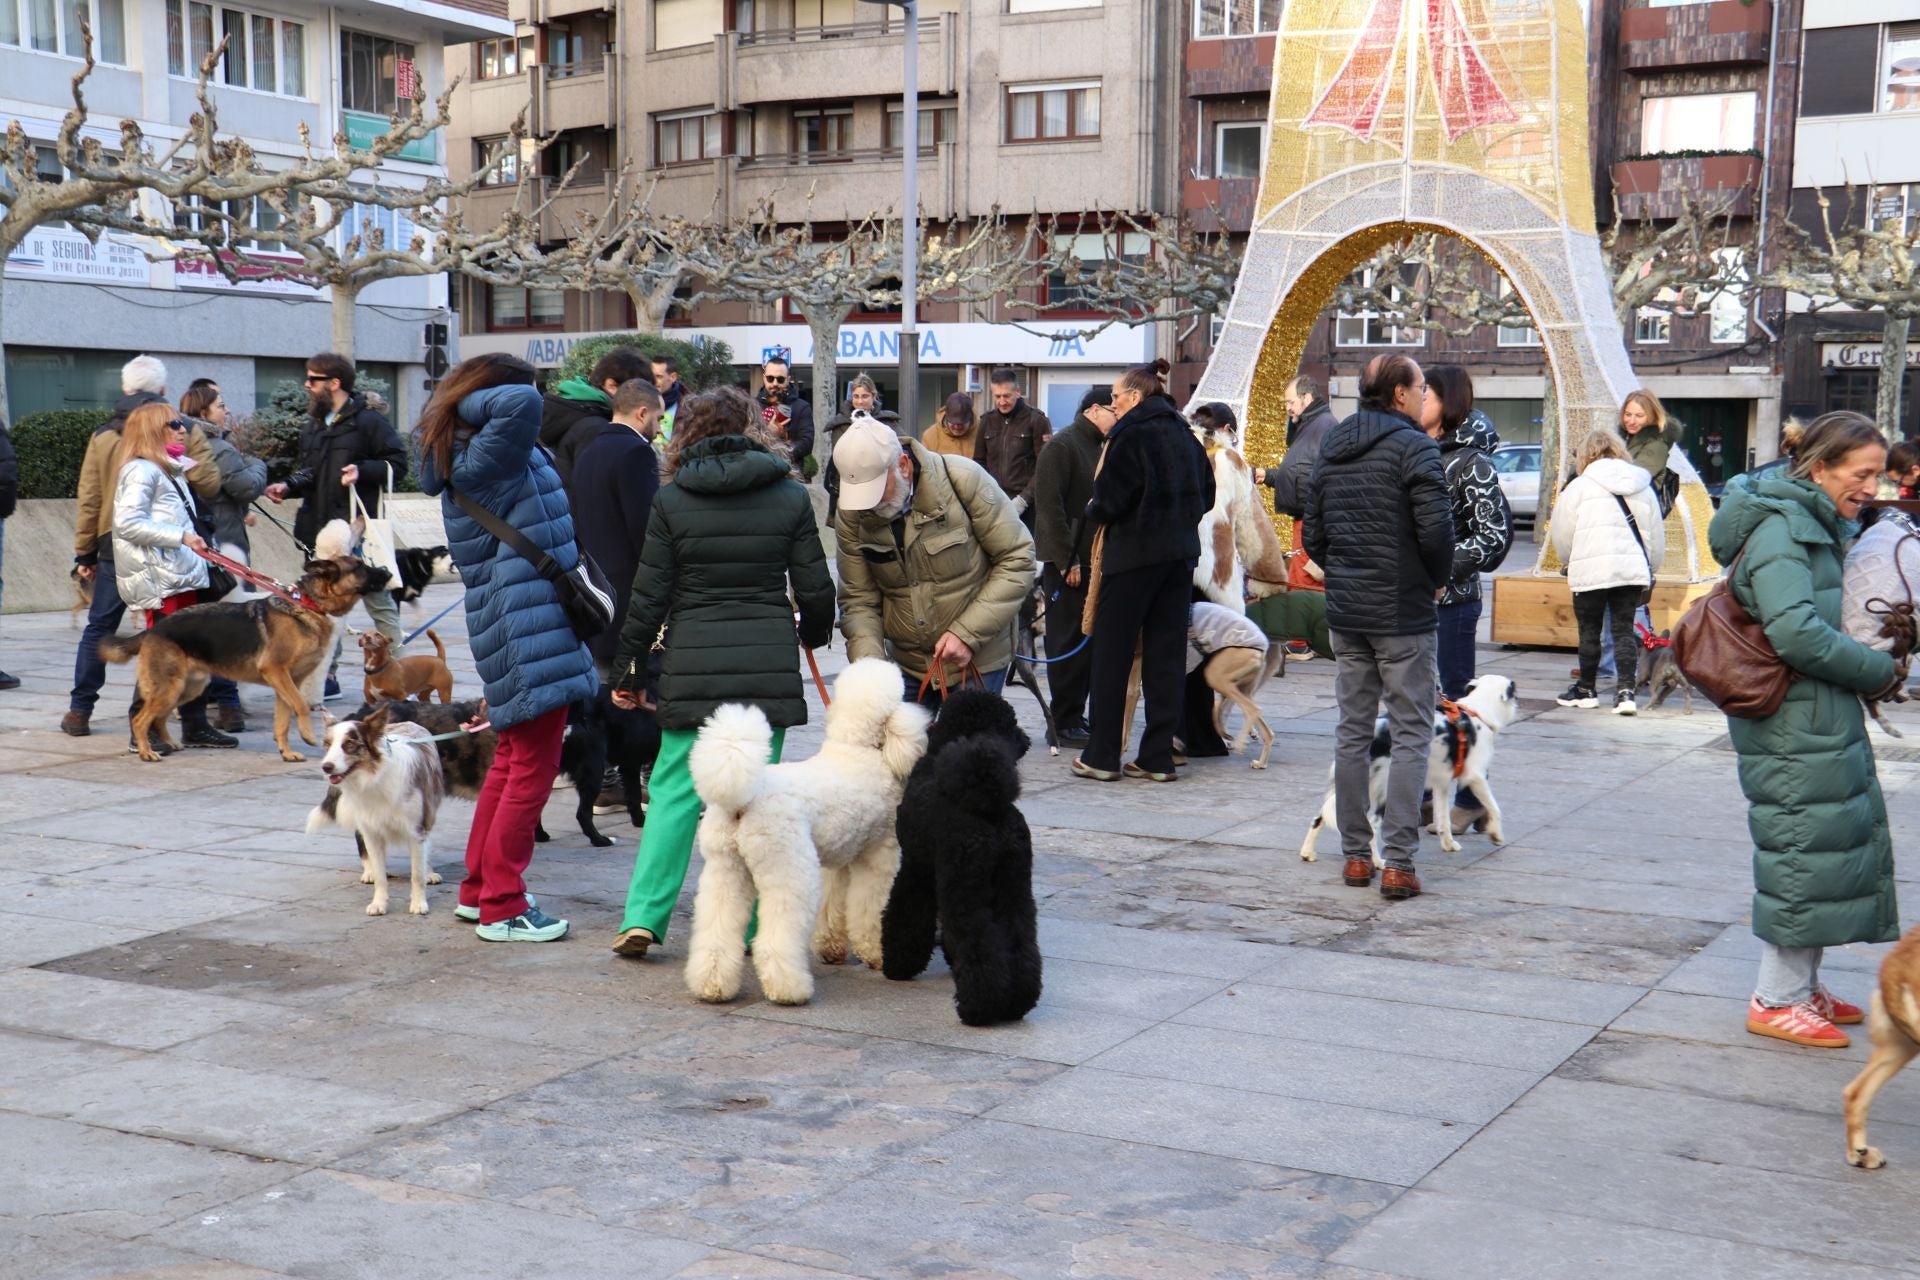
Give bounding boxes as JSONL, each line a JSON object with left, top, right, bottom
{"left": 607, "top": 388, "right": 836, "bottom": 958}
{"left": 1709, "top": 412, "right": 1905, "bottom": 1050}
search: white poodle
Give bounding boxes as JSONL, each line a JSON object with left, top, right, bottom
{"left": 685, "top": 658, "right": 931, "bottom": 1006}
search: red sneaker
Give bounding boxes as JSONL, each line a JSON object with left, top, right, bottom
{"left": 1811, "top": 987, "right": 1866, "bottom": 1026}
{"left": 1746, "top": 996, "right": 1851, "bottom": 1048}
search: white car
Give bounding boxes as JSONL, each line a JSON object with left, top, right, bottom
{"left": 1493, "top": 444, "right": 1541, "bottom": 524}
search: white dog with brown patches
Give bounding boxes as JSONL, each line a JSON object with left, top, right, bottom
{"left": 305, "top": 703, "right": 445, "bottom": 916}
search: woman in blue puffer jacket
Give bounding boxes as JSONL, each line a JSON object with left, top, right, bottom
{"left": 417, "top": 354, "right": 597, "bottom": 944}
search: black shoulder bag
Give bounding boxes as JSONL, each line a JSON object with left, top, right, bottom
{"left": 165, "top": 474, "right": 235, "bottom": 602}
{"left": 1612, "top": 492, "right": 1657, "bottom": 607}
{"left": 446, "top": 483, "right": 615, "bottom": 643}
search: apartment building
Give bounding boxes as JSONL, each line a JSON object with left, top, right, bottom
{"left": 0, "top": 0, "right": 509, "bottom": 421}
{"left": 1778, "top": 1, "right": 1920, "bottom": 437}
{"left": 1174, "top": 0, "right": 1804, "bottom": 481}
{"left": 446, "top": 0, "right": 1181, "bottom": 429}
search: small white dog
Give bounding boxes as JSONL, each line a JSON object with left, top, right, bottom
{"left": 685, "top": 658, "right": 931, "bottom": 1006}
{"left": 305, "top": 703, "right": 445, "bottom": 916}
{"left": 1300, "top": 675, "right": 1519, "bottom": 865}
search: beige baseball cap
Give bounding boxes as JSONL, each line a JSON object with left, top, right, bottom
{"left": 832, "top": 412, "right": 902, "bottom": 512}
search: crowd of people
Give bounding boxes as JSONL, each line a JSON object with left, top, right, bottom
{"left": 7, "top": 344, "right": 1914, "bottom": 1054}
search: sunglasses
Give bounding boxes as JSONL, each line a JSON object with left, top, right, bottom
{"left": 764, "top": 376, "right": 788, "bottom": 384}
{"left": 303, "top": 374, "right": 331, "bottom": 385}
{"left": 166, "top": 419, "right": 190, "bottom": 432}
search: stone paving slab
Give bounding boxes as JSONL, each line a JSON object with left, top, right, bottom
{"left": 1246, "top": 946, "right": 1644, "bottom": 1025}
{"left": 984, "top": 1067, "right": 1479, "bottom": 1187}
{"left": 0, "top": 968, "right": 280, "bottom": 1050}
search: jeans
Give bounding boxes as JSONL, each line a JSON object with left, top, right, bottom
{"left": 1595, "top": 604, "right": 1654, "bottom": 683}
{"left": 1331, "top": 628, "right": 1438, "bottom": 871}
{"left": 1435, "top": 598, "right": 1482, "bottom": 701}
{"left": 1041, "top": 563, "right": 1093, "bottom": 731}
{"left": 909, "top": 664, "right": 1008, "bottom": 712}
{"left": 1574, "top": 587, "right": 1642, "bottom": 693}
{"left": 1083, "top": 558, "right": 1195, "bottom": 773}
{"left": 71, "top": 547, "right": 127, "bottom": 714}
{"left": 1755, "top": 943, "right": 1823, "bottom": 1008}
{"left": 620, "top": 725, "right": 786, "bottom": 941}
{"left": 459, "top": 704, "right": 570, "bottom": 926}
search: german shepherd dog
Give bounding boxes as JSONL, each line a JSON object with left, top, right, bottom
{"left": 101, "top": 557, "right": 391, "bottom": 763}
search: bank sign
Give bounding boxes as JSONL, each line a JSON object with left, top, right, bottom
{"left": 505, "top": 320, "right": 1153, "bottom": 370}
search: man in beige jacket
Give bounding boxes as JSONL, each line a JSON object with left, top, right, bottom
{"left": 64, "top": 355, "right": 221, "bottom": 739}
{"left": 833, "top": 415, "right": 1035, "bottom": 708}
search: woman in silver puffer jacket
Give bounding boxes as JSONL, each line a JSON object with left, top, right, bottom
{"left": 110, "top": 403, "right": 235, "bottom": 753}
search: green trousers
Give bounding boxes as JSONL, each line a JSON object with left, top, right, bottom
{"left": 620, "top": 725, "right": 785, "bottom": 941}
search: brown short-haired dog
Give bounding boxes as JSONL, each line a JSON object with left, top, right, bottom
{"left": 1845, "top": 924, "right": 1920, "bottom": 1169}
{"left": 101, "top": 557, "right": 391, "bottom": 763}
{"left": 360, "top": 629, "right": 453, "bottom": 705}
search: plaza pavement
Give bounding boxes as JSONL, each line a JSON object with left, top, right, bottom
{"left": 1, "top": 576, "right": 1919, "bottom": 1280}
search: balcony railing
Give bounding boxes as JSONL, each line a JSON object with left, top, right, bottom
{"left": 738, "top": 146, "right": 934, "bottom": 169}
{"left": 737, "top": 17, "right": 941, "bottom": 46}
{"left": 546, "top": 55, "right": 607, "bottom": 79}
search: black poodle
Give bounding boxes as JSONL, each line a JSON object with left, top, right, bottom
{"left": 883, "top": 689, "right": 1042, "bottom": 1026}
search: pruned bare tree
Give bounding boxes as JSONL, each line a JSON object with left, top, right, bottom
{"left": 1765, "top": 185, "right": 1919, "bottom": 435}
{"left": 671, "top": 204, "right": 1037, "bottom": 463}
{"left": 1004, "top": 210, "right": 1244, "bottom": 334}
{"left": 0, "top": 25, "right": 477, "bottom": 420}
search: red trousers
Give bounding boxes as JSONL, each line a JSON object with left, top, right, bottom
{"left": 145, "top": 590, "right": 200, "bottom": 629}
{"left": 460, "top": 704, "right": 569, "bottom": 925}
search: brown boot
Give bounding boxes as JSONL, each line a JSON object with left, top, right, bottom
{"left": 1380, "top": 867, "right": 1422, "bottom": 900}
{"left": 60, "top": 710, "right": 90, "bottom": 737}
{"left": 1343, "top": 856, "right": 1374, "bottom": 887}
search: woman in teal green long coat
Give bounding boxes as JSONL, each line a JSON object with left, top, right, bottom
{"left": 1708, "top": 411, "right": 1904, "bottom": 1050}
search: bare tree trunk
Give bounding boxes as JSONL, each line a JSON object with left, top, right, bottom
{"left": 1880, "top": 312, "right": 1911, "bottom": 438}
{"left": 0, "top": 275, "right": 12, "bottom": 427}
{"left": 803, "top": 304, "right": 851, "bottom": 473}
{"left": 330, "top": 281, "right": 359, "bottom": 358}
{"left": 624, "top": 273, "right": 681, "bottom": 334}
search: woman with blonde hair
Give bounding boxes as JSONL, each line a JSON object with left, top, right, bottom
{"left": 1549, "top": 429, "right": 1664, "bottom": 714}
{"left": 1621, "top": 388, "right": 1684, "bottom": 514}
{"left": 110, "top": 403, "right": 234, "bottom": 754}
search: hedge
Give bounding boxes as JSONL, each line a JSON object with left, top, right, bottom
{"left": 11, "top": 408, "right": 113, "bottom": 499}
{"left": 552, "top": 332, "right": 735, "bottom": 392}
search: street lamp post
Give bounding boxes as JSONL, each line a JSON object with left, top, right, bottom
{"left": 861, "top": 0, "right": 918, "bottom": 438}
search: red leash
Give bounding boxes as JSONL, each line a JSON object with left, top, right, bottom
{"left": 195, "top": 548, "right": 325, "bottom": 614}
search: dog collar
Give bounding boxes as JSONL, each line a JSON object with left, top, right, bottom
{"left": 363, "top": 658, "right": 390, "bottom": 674}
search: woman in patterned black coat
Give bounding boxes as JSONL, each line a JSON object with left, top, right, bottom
{"left": 1420, "top": 367, "right": 1513, "bottom": 700}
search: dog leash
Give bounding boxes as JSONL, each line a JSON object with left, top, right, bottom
{"left": 249, "top": 502, "right": 312, "bottom": 556}
{"left": 803, "top": 646, "right": 831, "bottom": 708}
{"left": 195, "top": 548, "right": 326, "bottom": 614}
{"left": 404, "top": 598, "right": 463, "bottom": 646}
{"left": 1011, "top": 634, "right": 1091, "bottom": 665}
{"left": 418, "top": 723, "right": 490, "bottom": 742}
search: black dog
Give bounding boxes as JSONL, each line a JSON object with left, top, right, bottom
{"left": 555, "top": 689, "right": 661, "bottom": 846}
{"left": 392, "top": 546, "right": 455, "bottom": 606}
{"left": 883, "top": 689, "right": 1042, "bottom": 1026}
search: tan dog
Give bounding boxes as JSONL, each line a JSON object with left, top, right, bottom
{"left": 360, "top": 629, "right": 453, "bottom": 705}
{"left": 1844, "top": 924, "right": 1920, "bottom": 1169}
{"left": 1122, "top": 645, "right": 1278, "bottom": 770}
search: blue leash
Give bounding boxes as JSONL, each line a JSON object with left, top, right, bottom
{"left": 404, "top": 597, "right": 463, "bottom": 646}
{"left": 1013, "top": 633, "right": 1090, "bottom": 665}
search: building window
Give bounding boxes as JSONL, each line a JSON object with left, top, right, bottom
{"left": 1047, "top": 228, "right": 1148, "bottom": 311}
{"left": 547, "top": 22, "right": 595, "bottom": 76}
{"left": 164, "top": 2, "right": 305, "bottom": 94}
{"left": 1006, "top": 81, "right": 1100, "bottom": 143}
{"left": 338, "top": 199, "right": 415, "bottom": 254}
{"left": 1634, "top": 309, "right": 1671, "bottom": 345}
{"left": 655, "top": 0, "right": 724, "bottom": 51}
{"left": 4, "top": 0, "right": 127, "bottom": 62}
{"left": 477, "top": 34, "right": 532, "bottom": 79}
{"left": 1335, "top": 266, "right": 1424, "bottom": 347}
{"left": 885, "top": 101, "right": 957, "bottom": 154}
{"left": 1638, "top": 91, "right": 1755, "bottom": 155}
{"left": 545, "top": 132, "right": 607, "bottom": 183}
{"left": 1194, "top": 0, "right": 1281, "bottom": 39}
{"left": 1214, "top": 120, "right": 1263, "bottom": 178}
{"left": 489, "top": 285, "right": 566, "bottom": 331}
{"left": 475, "top": 137, "right": 520, "bottom": 185}
{"left": 341, "top": 29, "right": 419, "bottom": 116}
{"left": 1888, "top": 22, "right": 1920, "bottom": 112}
{"left": 1008, "top": 0, "right": 1100, "bottom": 10}
{"left": 1494, "top": 281, "right": 1539, "bottom": 347}
{"left": 793, "top": 107, "right": 853, "bottom": 162}
{"left": 655, "top": 110, "right": 727, "bottom": 166}
{"left": 1709, "top": 247, "right": 1747, "bottom": 344}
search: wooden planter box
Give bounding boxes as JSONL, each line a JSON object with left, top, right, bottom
{"left": 1490, "top": 574, "right": 1718, "bottom": 649}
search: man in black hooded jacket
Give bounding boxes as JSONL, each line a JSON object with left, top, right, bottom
{"left": 1304, "top": 354, "right": 1452, "bottom": 902}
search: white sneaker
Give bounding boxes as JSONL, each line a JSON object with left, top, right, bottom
{"left": 1613, "top": 690, "right": 1638, "bottom": 716}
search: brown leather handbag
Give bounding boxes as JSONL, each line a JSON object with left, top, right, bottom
{"left": 1670, "top": 546, "right": 1794, "bottom": 718}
